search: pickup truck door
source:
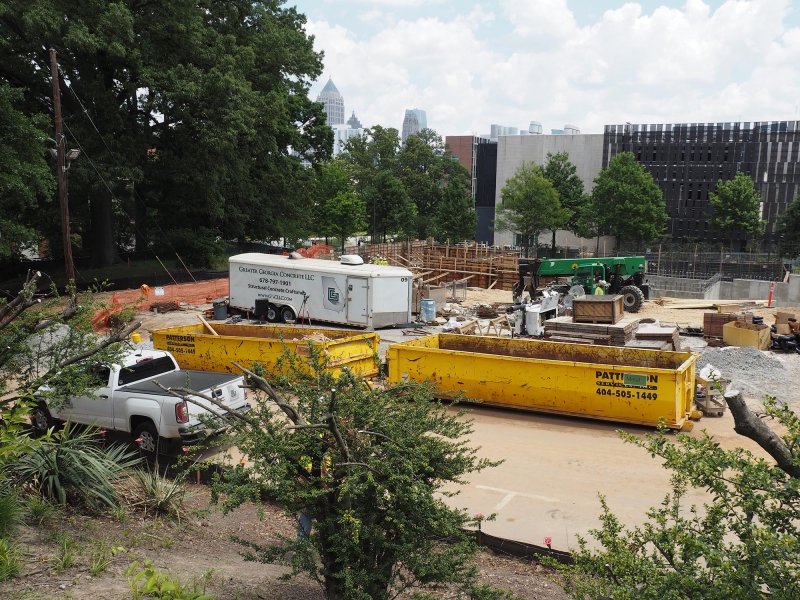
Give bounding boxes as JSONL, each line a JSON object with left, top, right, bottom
{"left": 68, "top": 365, "right": 113, "bottom": 428}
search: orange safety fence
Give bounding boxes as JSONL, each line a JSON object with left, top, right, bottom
{"left": 93, "top": 278, "right": 229, "bottom": 328}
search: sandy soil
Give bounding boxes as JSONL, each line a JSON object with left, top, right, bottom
{"left": 1, "top": 486, "right": 566, "bottom": 600}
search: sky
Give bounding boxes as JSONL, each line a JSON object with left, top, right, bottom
{"left": 292, "top": 0, "right": 800, "bottom": 136}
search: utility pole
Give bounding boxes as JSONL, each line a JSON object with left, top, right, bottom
{"left": 50, "top": 48, "right": 75, "bottom": 284}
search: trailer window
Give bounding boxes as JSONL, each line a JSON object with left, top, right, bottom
{"left": 117, "top": 357, "right": 176, "bottom": 386}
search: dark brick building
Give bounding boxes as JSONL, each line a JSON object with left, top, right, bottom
{"left": 604, "top": 121, "right": 800, "bottom": 250}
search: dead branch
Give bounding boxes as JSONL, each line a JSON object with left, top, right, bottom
{"left": 0, "top": 271, "right": 40, "bottom": 323}
{"left": 154, "top": 383, "right": 250, "bottom": 424}
{"left": 725, "top": 389, "right": 800, "bottom": 479}
{"left": 231, "top": 361, "right": 306, "bottom": 426}
{"left": 57, "top": 320, "right": 141, "bottom": 369}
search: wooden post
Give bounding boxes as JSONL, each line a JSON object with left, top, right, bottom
{"left": 692, "top": 244, "right": 697, "bottom": 279}
{"left": 656, "top": 244, "right": 662, "bottom": 276}
{"left": 719, "top": 247, "right": 724, "bottom": 276}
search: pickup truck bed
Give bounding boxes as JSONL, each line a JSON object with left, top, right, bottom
{"left": 121, "top": 371, "right": 242, "bottom": 395}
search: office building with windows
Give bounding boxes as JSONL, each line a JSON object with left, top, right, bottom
{"left": 402, "top": 108, "right": 427, "bottom": 142}
{"left": 316, "top": 77, "right": 345, "bottom": 126}
{"left": 604, "top": 121, "right": 800, "bottom": 249}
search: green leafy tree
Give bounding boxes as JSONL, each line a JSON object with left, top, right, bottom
{"left": 311, "top": 161, "right": 353, "bottom": 242}
{"left": 777, "top": 194, "right": 800, "bottom": 258}
{"left": 495, "top": 162, "right": 567, "bottom": 257}
{"left": 0, "top": 0, "right": 331, "bottom": 267}
{"left": 363, "top": 171, "right": 417, "bottom": 242}
{"left": 709, "top": 172, "right": 765, "bottom": 251}
{"left": 588, "top": 152, "right": 667, "bottom": 250}
{"left": 554, "top": 391, "right": 800, "bottom": 599}
{"left": 542, "top": 151, "right": 587, "bottom": 251}
{"left": 163, "top": 352, "right": 510, "bottom": 600}
{"left": 433, "top": 173, "right": 477, "bottom": 243}
{"left": 0, "top": 83, "right": 56, "bottom": 259}
{"left": 323, "top": 192, "right": 366, "bottom": 251}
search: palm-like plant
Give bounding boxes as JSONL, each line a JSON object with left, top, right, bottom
{"left": 10, "top": 421, "right": 140, "bottom": 509}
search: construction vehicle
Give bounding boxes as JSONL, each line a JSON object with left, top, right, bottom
{"left": 516, "top": 256, "right": 650, "bottom": 312}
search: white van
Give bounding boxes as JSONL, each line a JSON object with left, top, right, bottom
{"left": 228, "top": 253, "right": 413, "bottom": 329}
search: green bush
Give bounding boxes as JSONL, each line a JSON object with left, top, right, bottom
{"left": 0, "top": 491, "right": 23, "bottom": 537}
{"left": 127, "top": 559, "right": 215, "bottom": 600}
{"left": 131, "top": 468, "right": 188, "bottom": 519}
{"left": 0, "top": 538, "right": 21, "bottom": 582}
{"left": 11, "top": 421, "right": 140, "bottom": 509}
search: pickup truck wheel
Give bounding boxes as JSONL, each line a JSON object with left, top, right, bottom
{"left": 32, "top": 403, "right": 55, "bottom": 436}
{"left": 281, "top": 306, "right": 296, "bottom": 323}
{"left": 132, "top": 422, "right": 160, "bottom": 456}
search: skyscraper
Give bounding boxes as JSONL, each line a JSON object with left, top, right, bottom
{"left": 402, "top": 108, "right": 427, "bottom": 142}
{"left": 316, "top": 77, "right": 344, "bottom": 126}
{"left": 346, "top": 111, "right": 362, "bottom": 129}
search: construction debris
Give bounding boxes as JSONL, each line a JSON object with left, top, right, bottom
{"left": 543, "top": 316, "right": 639, "bottom": 346}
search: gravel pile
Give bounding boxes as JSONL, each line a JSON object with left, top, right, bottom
{"left": 697, "top": 346, "right": 800, "bottom": 404}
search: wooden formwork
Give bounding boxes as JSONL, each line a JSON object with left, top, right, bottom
{"left": 343, "top": 242, "right": 521, "bottom": 290}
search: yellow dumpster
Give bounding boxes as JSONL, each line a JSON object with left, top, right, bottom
{"left": 387, "top": 335, "right": 698, "bottom": 429}
{"left": 152, "top": 323, "right": 379, "bottom": 378}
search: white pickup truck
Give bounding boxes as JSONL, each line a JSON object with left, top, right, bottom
{"left": 33, "top": 348, "right": 249, "bottom": 454}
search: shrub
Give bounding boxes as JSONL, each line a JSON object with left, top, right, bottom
{"left": 0, "top": 491, "right": 23, "bottom": 537}
{"left": 11, "top": 420, "right": 140, "bottom": 509}
{"left": 130, "top": 468, "right": 188, "bottom": 520}
{"left": 0, "top": 538, "right": 21, "bottom": 582}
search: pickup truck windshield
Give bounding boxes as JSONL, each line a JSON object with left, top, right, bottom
{"left": 117, "top": 357, "right": 176, "bottom": 386}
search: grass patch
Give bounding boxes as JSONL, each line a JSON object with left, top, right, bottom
{"left": 0, "top": 538, "right": 21, "bottom": 582}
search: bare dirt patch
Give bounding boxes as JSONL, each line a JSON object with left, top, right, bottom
{"left": 1, "top": 485, "right": 566, "bottom": 600}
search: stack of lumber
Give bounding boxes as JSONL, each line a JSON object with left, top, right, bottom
{"left": 633, "top": 324, "right": 682, "bottom": 351}
{"left": 655, "top": 297, "right": 766, "bottom": 310}
{"left": 543, "top": 316, "right": 639, "bottom": 346}
{"left": 703, "top": 312, "right": 753, "bottom": 338}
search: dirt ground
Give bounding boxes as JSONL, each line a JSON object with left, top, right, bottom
{"left": 1, "top": 485, "right": 567, "bottom": 600}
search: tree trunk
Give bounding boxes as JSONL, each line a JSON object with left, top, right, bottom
{"left": 90, "top": 190, "right": 121, "bottom": 268}
{"left": 725, "top": 390, "right": 800, "bottom": 479}
{"left": 551, "top": 230, "right": 557, "bottom": 254}
{"left": 134, "top": 187, "right": 148, "bottom": 253}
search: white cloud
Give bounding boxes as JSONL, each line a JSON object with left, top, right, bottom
{"left": 307, "top": 0, "right": 800, "bottom": 135}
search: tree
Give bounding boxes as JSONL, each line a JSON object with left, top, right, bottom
{"left": 162, "top": 352, "right": 509, "bottom": 600}
{"left": 588, "top": 152, "right": 667, "bottom": 250}
{"left": 709, "top": 172, "right": 765, "bottom": 251}
{"left": 495, "top": 162, "right": 567, "bottom": 257}
{"left": 777, "top": 194, "right": 800, "bottom": 258}
{"left": 363, "top": 171, "right": 416, "bottom": 242}
{"left": 433, "top": 173, "right": 477, "bottom": 243}
{"left": 554, "top": 390, "right": 800, "bottom": 599}
{"left": 323, "top": 192, "right": 366, "bottom": 251}
{"left": 0, "top": 84, "right": 56, "bottom": 259}
{"left": 542, "top": 152, "right": 587, "bottom": 251}
{"left": 0, "top": 0, "right": 332, "bottom": 267}
{"left": 397, "top": 134, "right": 448, "bottom": 240}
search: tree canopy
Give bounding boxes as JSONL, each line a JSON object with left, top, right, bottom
{"left": 587, "top": 152, "right": 668, "bottom": 249}
{"left": 709, "top": 172, "right": 765, "bottom": 250}
{"left": 542, "top": 151, "right": 587, "bottom": 250}
{"left": 0, "top": 0, "right": 333, "bottom": 267}
{"left": 0, "top": 84, "right": 56, "bottom": 259}
{"left": 495, "top": 162, "right": 566, "bottom": 257}
{"left": 777, "top": 194, "right": 800, "bottom": 258}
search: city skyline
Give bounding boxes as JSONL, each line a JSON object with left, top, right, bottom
{"left": 299, "top": 0, "right": 800, "bottom": 137}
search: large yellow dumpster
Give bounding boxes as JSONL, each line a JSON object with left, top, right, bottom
{"left": 152, "top": 323, "right": 379, "bottom": 378}
{"left": 387, "top": 335, "right": 698, "bottom": 429}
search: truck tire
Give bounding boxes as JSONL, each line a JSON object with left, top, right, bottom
{"left": 32, "top": 402, "right": 56, "bottom": 436}
{"left": 280, "top": 306, "right": 296, "bottom": 323}
{"left": 620, "top": 285, "right": 645, "bottom": 312}
{"left": 132, "top": 421, "right": 161, "bottom": 456}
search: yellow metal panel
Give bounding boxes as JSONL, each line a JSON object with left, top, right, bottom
{"left": 387, "top": 334, "right": 697, "bottom": 429}
{"left": 152, "top": 323, "right": 379, "bottom": 378}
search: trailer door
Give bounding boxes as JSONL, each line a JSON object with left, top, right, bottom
{"left": 347, "top": 277, "right": 369, "bottom": 325}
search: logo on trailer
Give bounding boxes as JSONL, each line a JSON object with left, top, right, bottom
{"left": 327, "top": 287, "right": 340, "bottom": 304}
{"left": 321, "top": 276, "right": 345, "bottom": 312}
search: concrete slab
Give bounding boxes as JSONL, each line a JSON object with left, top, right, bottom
{"left": 732, "top": 279, "right": 751, "bottom": 299}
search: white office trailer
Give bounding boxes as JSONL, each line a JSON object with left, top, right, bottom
{"left": 228, "top": 253, "right": 413, "bottom": 328}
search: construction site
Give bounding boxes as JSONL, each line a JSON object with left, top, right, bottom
{"left": 75, "top": 240, "right": 797, "bottom": 559}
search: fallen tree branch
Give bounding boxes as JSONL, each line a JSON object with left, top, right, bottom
{"left": 231, "top": 361, "right": 306, "bottom": 426}
{"left": 154, "top": 383, "right": 249, "bottom": 424}
{"left": 57, "top": 320, "right": 141, "bottom": 369}
{"left": 725, "top": 389, "right": 800, "bottom": 479}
